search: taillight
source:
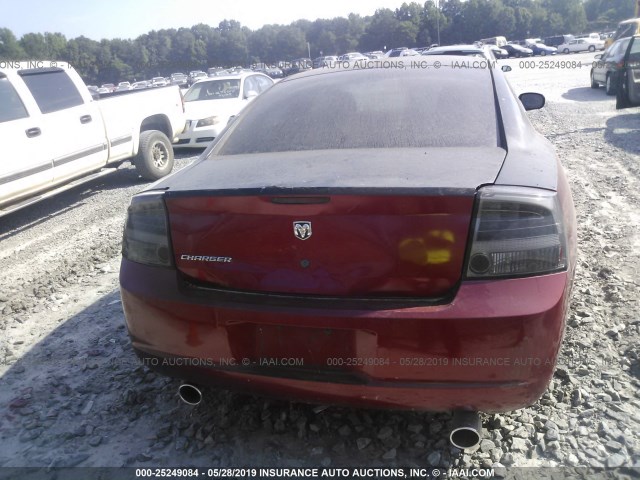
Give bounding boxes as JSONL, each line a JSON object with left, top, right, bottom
{"left": 122, "top": 192, "right": 173, "bottom": 267}
{"left": 465, "top": 186, "right": 567, "bottom": 278}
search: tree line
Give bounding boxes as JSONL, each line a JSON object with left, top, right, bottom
{"left": 0, "top": 0, "right": 635, "bottom": 84}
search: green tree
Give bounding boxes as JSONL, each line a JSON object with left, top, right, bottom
{"left": 218, "top": 20, "right": 249, "bottom": 67}
{"left": 248, "top": 25, "right": 277, "bottom": 63}
{"left": 66, "top": 36, "right": 100, "bottom": 83}
{"left": 359, "top": 8, "right": 417, "bottom": 51}
{"left": 417, "top": 1, "right": 449, "bottom": 46}
{"left": 274, "top": 26, "right": 307, "bottom": 59}
{"left": 45, "top": 32, "right": 67, "bottom": 59}
{"left": 20, "top": 33, "right": 48, "bottom": 59}
{"left": 0, "top": 28, "right": 26, "bottom": 59}
{"left": 492, "top": 5, "right": 517, "bottom": 38}
{"left": 512, "top": 6, "right": 534, "bottom": 39}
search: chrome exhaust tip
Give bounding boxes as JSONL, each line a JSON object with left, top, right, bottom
{"left": 450, "top": 410, "right": 482, "bottom": 449}
{"left": 178, "top": 383, "right": 202, "bottom": 405}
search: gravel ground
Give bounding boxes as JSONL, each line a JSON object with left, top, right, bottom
{"left": 0, "top": 53, "right": 639, "bottom": 477}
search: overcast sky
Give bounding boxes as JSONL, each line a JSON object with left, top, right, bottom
{"left": 3, "top": 0, "right": 411, "bottom": 41}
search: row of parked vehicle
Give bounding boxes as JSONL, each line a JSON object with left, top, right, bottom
{"left": 88, "top": 72, "right": 189, "bottom": 97}
{"left": 480, "top": 33, "right": 607, "bottom": 58}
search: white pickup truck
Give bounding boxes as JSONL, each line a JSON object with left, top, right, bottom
{"left": 0, "top": 61, "right": 186, "bottom": 217}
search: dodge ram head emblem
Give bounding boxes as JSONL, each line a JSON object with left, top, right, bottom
{"left": 293, "top": 221, "right": 312, "bottom": 240}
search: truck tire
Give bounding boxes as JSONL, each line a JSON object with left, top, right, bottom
{"left": 134, "top": 130, "right": 174, "bottom": 181}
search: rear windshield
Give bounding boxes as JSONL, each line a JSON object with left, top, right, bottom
{"left": 184, "top": 79, "right": 241, "bottom": 101}
{"left": 214, "top": 66, "right": 499, "bottom": 155}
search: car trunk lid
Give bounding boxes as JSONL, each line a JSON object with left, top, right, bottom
{"left": 162, "top": 148, "right": 506, "bottom": 298}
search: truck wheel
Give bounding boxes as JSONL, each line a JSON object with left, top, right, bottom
{"left": 134, "top": 130, "right": 174, "bottom": 181}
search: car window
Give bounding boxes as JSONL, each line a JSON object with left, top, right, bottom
{"left": 19, "top": 69, "right": 84, "bottom": 114}
{"left": 254, "top": 75, "right": 274, "bottom": 93}
{"left": 214, "top": 67, "right": 499, "bottom": 155}
{"left": 0, "top": 76, "right": 29, "bottom": 123}
{"left": 629, "top": 37, "right": 640, "bottom": 62}
{"left": 243, "top": 76, "right": 259, "bottom": 97}
{"left": 602, "top": 45, "right": 614, "bottom": 59}
{"left": 608, "top": 40, "right": 627, "bottom": 58}
{"left": 184, "top": 79, "right": 241, "bottom": 101}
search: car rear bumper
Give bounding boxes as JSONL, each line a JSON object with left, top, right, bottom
{"left": 119, "top": 259, "right": 571, "bottom": 412}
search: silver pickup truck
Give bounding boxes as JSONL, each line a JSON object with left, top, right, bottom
{"left": 0, "top": 61, "right": 186, "bottom": 217}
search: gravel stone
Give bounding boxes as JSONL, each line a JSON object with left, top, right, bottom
{"left": 381, "top": 448, "right": 396, "bottom": 460}
{"left": 427, "top": 451, "right": 441, "bottom": 466}
{"left": 480, "top": 439, "right": 496, "bottom": 453}
{"left": 377, "top": 426, "right": 393, "bottom": 440}
{"left": 356, "top": 438, "right": 371, "bottom": 450}
{"left": 606, "top": 453, "right": 627, "bottom": 468}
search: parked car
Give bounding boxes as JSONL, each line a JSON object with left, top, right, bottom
{"left": 558, "top": 38, "right": 605, "bottom": 54}
{"left": 120, "top": 57, "right": 577, "bottom": 449}
{"left": 207, "top": 67, "right": 226, "bottom": 77}
{"left": 543, "top": 34, "right": 575, "bottom": 48}
{"left": 100, "top": 83, "right": 115, "bottom": 92}
{"left": 115, "top": 82, "right": 132, "bottom": 92}
{"left": 87, "top": 85, "right": 100, "bottom": 99}
{"left": 364, "top": 51, "right": 384, "bottom": 59}
{"left": 385, "top": 48, "right": 420, "bottom": 57}
{"left": 283, "top": 58, "right": 313, "bottom": 76}
{"left": 312, "top": 56, "right": 338, "bottom": 68}
{"left": 170, "top": 73, "right": 188, "bottom": 87}
{"left": 528, "top": 43, "right": 558, "bottom": 56}
{"left": 337, "top": 52, "right": 370, "bottom": 62}
{"left": 188, "top": 71, "right": 207, "bottom": 86}
{"left": 616, "top": 34, "right": 640, "bottom": 109}
{"left": 253, "top": 63, "right": 284, "bottom": 79}
{"left": 423, "top": 44, "right": 497, "bottom": 61}
{"left": 479, "top": 36, "right": 507, "bottom": 48}
{"left": 151, "top": 77, "right": 169, "bottom": 87}
{"left": 576, "top": 33, "right": 601, "bottom": 42}
{"left": 174, "top": 72, "right": 274, "bottom": 148}
{"left": 590, "top": 37, "right": 632, "bottom": 95}
{"left": 0, "top": 61, "right": 186, "bottom": 216}
{"left": 132, "top": 80, "right": 151, "bottom": 90}
{"left": 502, "top": 44, "right": 533, "bottom": 57}
{"left": 489, "top": 45, "right": 509, "bottom": 59}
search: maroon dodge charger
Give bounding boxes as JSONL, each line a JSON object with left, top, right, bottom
{"left": 120, "top": 58, "right": 576, "bottom": 446}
